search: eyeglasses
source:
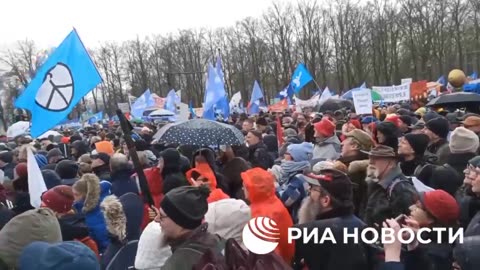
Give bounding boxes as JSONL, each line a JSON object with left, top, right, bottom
{"left": 308, "top": 185, "right": 322, "bottom": 193}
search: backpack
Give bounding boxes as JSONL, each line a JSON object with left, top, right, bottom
{"left": 105, "top": 240, "right": 139, "bottom": 270}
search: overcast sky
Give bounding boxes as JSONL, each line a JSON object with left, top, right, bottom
{"left": 0, "top": 0, "right": 292, "bottom": 50}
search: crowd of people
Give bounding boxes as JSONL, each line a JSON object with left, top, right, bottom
{"left": 1, "top": 104, "right": 480, "bottom": 270}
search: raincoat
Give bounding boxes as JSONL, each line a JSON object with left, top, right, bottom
{"left": 186, "top": 162, "right": 229, "bottom": 203}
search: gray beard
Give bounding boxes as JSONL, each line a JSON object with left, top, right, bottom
{"left": 298, "top": 197, "right": 323, "bottom": 224}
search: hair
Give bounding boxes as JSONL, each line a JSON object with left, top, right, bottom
{"left": 78, "top": 154, "right": 92, "bottom": 164}
{"left": 18, "top": 144, "right": 35, "bottom": 161}
{"left": 244, "top": 118, "right": 254, "bottom": 125}
{"left": 136, "top": 151, "right": 148, "bottom": 168}
{"left": 110, "top": 153, "right": 129, "bottom": 173}
{"left": 72, "top": 173, "right": 100, "bottom": 213}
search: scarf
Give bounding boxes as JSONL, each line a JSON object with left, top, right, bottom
{"left": 279, "top": 160, "right": 310, "bottom": 186}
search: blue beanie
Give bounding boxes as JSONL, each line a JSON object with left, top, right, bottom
{"left": 361, "top": 116, "right": 377, "bottom": 124}
{"left": 287, "top": 142, "right": 313, "bottom": 162}
{"left": 35, "top": 154, "right": 48, "bottom": 169}
{"left": 19, "top": 241, "right": 100, "bottom": 270}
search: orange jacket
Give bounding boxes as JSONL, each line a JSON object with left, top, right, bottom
{"left": 241, "top": 168, "right": 295, "bottom": 264}
{"left": 186, "top": 162, "right": 229, "bottom": 203}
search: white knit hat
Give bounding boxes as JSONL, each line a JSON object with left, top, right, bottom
{"left": 449, "top": 127, "right": 479, "bottom": 154}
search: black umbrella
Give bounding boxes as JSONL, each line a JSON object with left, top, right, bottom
{"left": 317, "top": 99, "right": 354, "bottom": 112}
{"left": 426, "top": 92, "right": 480, "bottom": 107}
{"left": 154, "top": 119, "right": 245, "bottom": 146}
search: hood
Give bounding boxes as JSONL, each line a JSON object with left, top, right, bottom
{"left": 205, "top": 198, "right": 251, "bottom": 249}
{"left": 75, "top": 180, "right": 111, "bottom": 213}
{"left": 192, "top": 148, "right": 217, "bottom": 169}
{"left": 101, "top": 193, "right": 144, "bottom": 242}
{"left": 320, "top": 135, "right": 340, "bottom": 145}
{"left": 186, "top": 162, "right": 229, "bottom": 203}
{"left": 241, "top": 167, "right": 276, "bottom": 204}
{"left": 348, "top": 159, "right": 370, "bottom": 174}
{"left": 71, "top": 140, "right": 89, "bottom": 157}
{"left": 454, "top": 235, "right": 480, "bottom": 270}
{"left": 186, "top": 162, "right": 217, "bottom": 189}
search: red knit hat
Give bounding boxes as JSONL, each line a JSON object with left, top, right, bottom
{"left": 420, "top": 190, "right": 459, "bottom": 225}
{"left": 314, "top": 118, "right": 335, "bottom": 137}
{"left": 385, "top": 115, "right": 400, "bottom": 127}
{"left": 41, "top": 185, "right": 74, "bottom": 214}
{"left": 15, "top": 163, "right": 28, "bottom": 178}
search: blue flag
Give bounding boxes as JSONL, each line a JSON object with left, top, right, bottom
{"left": 249, "top": 80, "right": 264, "bottom": 114}
{"left": 290, "top": 64, "right": 313, "bottom": 94}
{"left": 189, "top": 101, "right": 197, "bottom": 118}
{"left": 131, "top": 89, "right": 155, "bottom": 119}
{"left": 215, "top": 95, "right": 230, "bottom": 120}
{"left": 165, "top": 89, "right": 178, "bottom": 113}
{"left": 470, "top": 72, "right": 478, "bottom": 80}
{"left": 437, "top": 76, "right": 446, "bottom": 86}
{"left": 203, "top": 64, "right": 226, "bottom": 119}
{"left": 88, "top": 111, "right": 103, "bottom": 125}
{"left": 15, "top": 29, "right": 101, "bottom": 138}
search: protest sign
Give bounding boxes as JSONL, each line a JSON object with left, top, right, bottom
{"left": 372, "top": 84, "right": 410, "bottom": 102}
{"left": 352, "top": 88, "right": 373, "bottom": 115}
{"left": 401, "top": 78, "right": 413, "bottom": 85}
{"left": 117, "top": 102, "right": 130, "bottom": 113}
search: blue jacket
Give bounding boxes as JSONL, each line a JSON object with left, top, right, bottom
{"left": 73, "top": 181, "right": 111, "bottom": 252}
{"left": 110, "top": 169, "right": 138, "bottom": 198}
{"left": 277, "top": 174, "right": 308, "bottom": 223}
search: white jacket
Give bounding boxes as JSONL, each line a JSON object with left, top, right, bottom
{"left": 134, "top": 221, "right": 171, "bottom": 270}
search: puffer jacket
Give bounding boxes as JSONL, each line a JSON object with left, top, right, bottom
{"left": 312, "top": 136, "right": 341, "bottom": 160}
{"left": 73, "top": 180, "right": 112, "bottom": 252}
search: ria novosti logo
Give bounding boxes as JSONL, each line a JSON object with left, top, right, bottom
{"left": 242, "top": 217, "right": 280, "bottom": 254}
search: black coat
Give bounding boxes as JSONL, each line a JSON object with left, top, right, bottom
{"left": 0, "top": 163, "right": 15, "bottom": 180}
{"left": 363, "top": 166, "right": 418, "bottom": 226}
{"left": 58, "top": 212, "right": 90, "bottom": 241}
{"left": 248, "top": 142, "right": 273, "bottom": 170}
{"left": 110, "top": 168, "right": 138, "bottom": 198}
{"left": 293, "top": 207, "right": 369, "bottom": 270}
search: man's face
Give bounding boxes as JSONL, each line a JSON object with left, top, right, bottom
{"left": 376, "top": 131, "right": 386, "bottom": 143}
{"left": 242, "top": 121, "right": 253, "bottom": 132}
{"left": 341, "top": 138, "right": 358, "bottom": 157}
{"left": 463, "top": 165, "right": 477, "bottom": 186}
{"left": 297, "top": 115, "right": 306, "bottom": 125}
{"left": 398, "top": 137, "right": 414, "bottom": 156}
{"left": 155, "top": 208, "right": 186, "bottom": 245}
{"left": 245, "top": 133, "right": 259, "bottom": 146}
{"left": 471, "top": 169, "right": 480, "bottom": 194}
{"left": 398, "top": 120, "right": 409, "bottom": 133}
{"left": 257, "top": 124, "right": 266, "bottom": 132}
{"left": 369, "top": 157, "right": 392, "bottom": 179}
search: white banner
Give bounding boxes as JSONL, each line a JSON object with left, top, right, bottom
{"left": 352, "top": 88, "right": 373, "bottom": 115}
{"left": 401, "top": 78, "right": 413, "bottom": 85}
{"left": 117, "top": 102, "right": 130, "bottom": 113}
{"left": 372, "top": 83, "right": 410, "bottom": 102}
{"left": 294, "top": 94, "right": 319, "bottom": 108}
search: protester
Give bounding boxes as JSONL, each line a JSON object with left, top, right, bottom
{"left": 72, "top": 173, "right": 111, "bottom": 252}
{"left": 424, "top": 117, "right": 451, "bottom": 165}
{"left": 217, "top": 145, "right": 251, "bottom": 199}
{"left": 154, "top": 185, "right": 223, "bottom": 270}
{"left": 375, "top": 121, "right": 399, "bottom": 152}
{"left": 363, "top": 145, "right": 418, "bottom": 226}
{"left": 55, "top": 160, "right": 80, "bottom": 186}
{"left": 398, "top": 133, "right": 429, "bottom": 176}
{"left": 241, "top": 167, "right": 294, "bottom": 264}
{"left": 0, "top": 208, "right": 62, "bottom": 269}
{"left": 71, "top": 140, "right": 90, "bottom": 160}
{"left": 19, "top": 241, "right": 100, "bottom": 270}
{"left": 91, "top": 152, "right": 112, "bottom": 181}
{"left": 246, "top": 130, "right": 274, "bottom": 170}
{"left": 462, "top": 115, "right": 480, "bottom": 136}
{"left": 294, "top": 168, "right": 368, "bottom": 270}
{"left": 241, "top": 118, "right": 254, "bottom": 133}
{"left": 109, "top": 153, "right": 138, "bottom": 197}
{"left": 313, "top": 118, "right": 341, "bottom": 160}
{"left": 0, "top": 151, "right": 15, "bottom": 180}
{"left": 186, "top": 161, "right": 229, "bottom": 203}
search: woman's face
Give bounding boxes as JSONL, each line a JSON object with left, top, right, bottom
{"left": 409, "top": 202, "right": 433, "bottom": 227}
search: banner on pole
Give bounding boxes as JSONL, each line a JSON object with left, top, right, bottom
{"left": 372, "top": 84, "right": 410, "bottom": 102}
{"left": 352, "top": 88, "right": 373, "bottom": 115}
{"left": 401, "top": 78, "right": 413, "bottom": 85}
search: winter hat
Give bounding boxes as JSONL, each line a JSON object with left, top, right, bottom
{"left": 469, "top": 156, "right": 480, "bottom": 168}
{"left": 41, "top": 185, "right": 74, "bottom": 214}
{"left": 286, "top": 142, "right": 313, "bottom": 162}
{"left": 256, "top": 117, "right": 268, "bottom": 126}
{"left": 426, "top": 117, "right": 449, "bottom": 139}
{"left": 304, "top": 168, "right": 353, "bottom": 203}
{"left": 249, "top": 130, "right": 263, "bottom": 140}
{"left": 0, "top": 208, "right": 62, "bottom": 268}
{"left": 160, "top": 148, "right": 180, "bottom": 164}
{"left": 419, "top": 190, "right": 459, "bottom": 225}
{"left": 345, "top": 129, "right": 373, "bottom": 151}
{"left": 449, "top": 127, "right": 480, "bottom": 154}
{"left": 47, "top": 148, "right": 63, "bottom": 160}
{"left": 283, "top": 128, "right": 298, "bottom": 138}
{"left": 35, "top": 154, "right": 48, "bottom": 169}
{"left": 91, "top": 152, "right": 110, "bottom": 166}
{"left": 55, "top": 160, "right": 79, "bottom": 179}
{"left": 95, "top": 141, "right": 114, "bottom": 156}
{"left": 423, "top": 111, "right": 440, "bottom": 123}
{"left": 160, "top": 185, "right": 210, "bottom": 230}
{"left": 19, "top": 241, "right": 100, "bottom": 270}
{"left": 15, "top": 163, "right": 28, "bottom": 178}
{"left": 314, "top": 118, "right": 335, "bottom": 137}
{"left": 0, "top": 151, "right": 13, "bottom": 163}
{"left": 404, "top": 133, "right": 429, "bottom": 157}
{"left": 361, "top": 116, "right": 377, "bottom": 124}
{"left": 462, "top": 115, "right": 480, "bottom": 129}
{"left": 41, "top": 170, "right": 62, "bottom": 189}
{"left": 385, "top": 115, "right": 401, "bottom": 127}
{"left": 399, "top": 115, "right": 412, "bottom": 126}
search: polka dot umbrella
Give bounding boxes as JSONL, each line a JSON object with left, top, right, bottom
{"left": 153, "top": 119, "right": 245, "bottom": 146}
